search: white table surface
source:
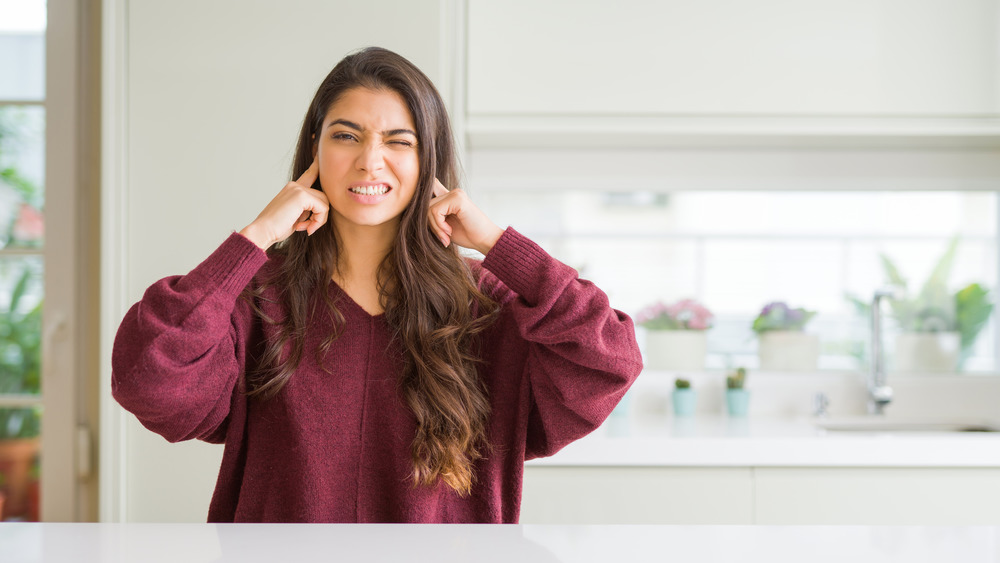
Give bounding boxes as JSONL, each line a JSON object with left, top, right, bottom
{"left": 3, "top": 523, "right": 999, "bottom": 563}
{"left": 525, "top": 415, "right": 1000, "bottom": 467}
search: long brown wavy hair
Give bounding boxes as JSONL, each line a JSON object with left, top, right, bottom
{"left": 245, "top": 47, "right": 499, "bottom": 495}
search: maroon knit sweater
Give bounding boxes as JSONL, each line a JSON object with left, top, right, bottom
{"left": 112, "top": 227, "right": 642, "bottom": 523}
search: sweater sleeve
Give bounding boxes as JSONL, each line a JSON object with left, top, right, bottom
{"left": 480, "top": 228, "right": 644, "bottom": 460}
{"left": 111, "top": 232, "right": 269, "bottom": 444}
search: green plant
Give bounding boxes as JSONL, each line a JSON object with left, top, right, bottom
{"left": 726, "top": 367, "right": 747, "bottom": 390}
{"left": 674, "top": 377, "right": 691, "bottom": 390}
{"left": 751, "top": 302, "right": 816, "bottom": 334}
{"left": 0, "top": 106, "right": 44, "bottom": 441}
{"left": 0, "top": 267, "right": 42, "bottom": 439}
{"left": 845, "top": 237, "right": 993, "bottom": 367}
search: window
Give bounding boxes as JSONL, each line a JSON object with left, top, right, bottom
{"left": 477, "top": 188, "right": 998, "bottom": 374}
{"left": 0, "top": 0, "right": 98, "bottom": 522}
{"left": 0, "top": 0, "right": 46, "bottom": 522}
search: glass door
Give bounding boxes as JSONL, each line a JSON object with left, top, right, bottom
{"left": 0, "top": 0, "right": 46, "bottom": 521}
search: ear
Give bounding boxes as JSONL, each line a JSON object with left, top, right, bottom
{"left": 311, "top": 134, "right": 317, "bottom": 159}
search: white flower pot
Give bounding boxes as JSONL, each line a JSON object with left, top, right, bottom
{"left": 893, "top": 332, "right": 960, "bottom": 372}
{"left": 644, "top": 330, "right": 707, "bottom": 371}
{"left": 757, "top": 331, "right": 819, "bottom": 371}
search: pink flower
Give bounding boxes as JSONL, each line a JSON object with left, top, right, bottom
{"left": 12, "top": 203, "right": 44, "bottom": 243}
{"left": 637, "top": 298, "right": 714, "bottom": 330}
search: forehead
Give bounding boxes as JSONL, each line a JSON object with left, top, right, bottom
{"left": 322, "top": 87, "right": 415, "bottom": 131}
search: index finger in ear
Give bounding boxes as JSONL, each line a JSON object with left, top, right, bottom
{"left": 432, "top": 178, "right": 449, "bottom": 198}
{"left": 296, "top": 158, "right": 319, "bottom": 188}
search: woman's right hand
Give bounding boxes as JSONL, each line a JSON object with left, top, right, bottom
{"left": 239, "top": 159, "right": 329, "bottom": 250}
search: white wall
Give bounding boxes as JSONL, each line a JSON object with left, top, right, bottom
{"left": 103, "top": 0, "right": 451, "bottom": 522}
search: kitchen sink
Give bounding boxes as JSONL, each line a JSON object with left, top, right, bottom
{"left": 814, "top": 417, "right": 1000, "bottom": 433}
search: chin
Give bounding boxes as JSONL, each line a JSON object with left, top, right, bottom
{"left": 343, "top": 213, "right": 402, "bottom": 229}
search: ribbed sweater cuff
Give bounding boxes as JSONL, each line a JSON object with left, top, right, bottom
{"left": 481, "top": 227, "right": 555, "bottom": 302}
{"left": 186, "top": 232, "right": 270, "bottom": 296}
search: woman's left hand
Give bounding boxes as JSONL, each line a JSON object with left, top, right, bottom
{"left": 428, "top": 179, "right": 504, "bottom": 255}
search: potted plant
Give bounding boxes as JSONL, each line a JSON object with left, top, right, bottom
{"left": 847, "top": 237, "right": 993, "bottom": 372}
{"left": 725, "top": 367, "right": 750, "bottom": 417}
{"left": 672, "top": 377, "right": 697, "bottom": 417}
{"left": 0, "top": 267, "right": 42, "bottom": 521}
{"left": 0, "top": 407, "right": 40, "bottom": 521}
{"left": 752, "top": 301, "right": 819, "bottom": 371}
{"left": 636, "top": 298, "right": 714, "bottom": 371}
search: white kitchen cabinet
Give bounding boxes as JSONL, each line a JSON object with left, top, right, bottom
{"left": 467, "top": 0, "right": 999, "bottom": 117}
{"left": 520, "top": 466, "right": 754, "bottom": 524}
{"left": 754, "top": 468, "right": 1000, "bottom": 524}
{"left": 466, "top": 0, "right": 1000, "bottom": 149}
{"left": 522, "top": 466, "right": 1000, "bottom": 524}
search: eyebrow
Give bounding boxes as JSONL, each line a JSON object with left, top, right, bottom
{"left": 326, "top": 118, "right": 417, "bottom": 138}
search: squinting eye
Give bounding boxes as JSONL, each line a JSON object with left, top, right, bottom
{"left": 331, "top": 132, "right": 357, "bottom": 142}
{"left": 388, "top": 140, "right": 414, "bottom": 147}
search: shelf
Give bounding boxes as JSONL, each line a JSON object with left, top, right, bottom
{"left": 466, "top": 115, "right": 1000, "bottom": 149}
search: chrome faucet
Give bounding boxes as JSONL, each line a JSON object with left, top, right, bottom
{"left": 869, "top": 287, "right": 903, "bottom": 415}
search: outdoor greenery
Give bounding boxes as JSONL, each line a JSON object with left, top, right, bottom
{"left": 846, "top": 237, "right": 994, "bottom": 368}
{"left": 0, "top": 107, "right": 43, "bottom": 439}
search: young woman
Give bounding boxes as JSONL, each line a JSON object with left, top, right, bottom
{"left": 112, "top": 47, "right": 642, "bottom": 523}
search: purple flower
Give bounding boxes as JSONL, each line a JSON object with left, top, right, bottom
{"left": 753, "top": 301, "right": 816, "bottom": 333}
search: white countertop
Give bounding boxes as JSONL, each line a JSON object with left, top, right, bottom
{"left": 5, "top": 523, "right": 1000, "bottom": 563}
{"left": 525, "top": 414, "right": 1000, "bottom": 467}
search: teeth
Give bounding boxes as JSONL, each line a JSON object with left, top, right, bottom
{"left": 351, "top": 185, "right": 389, "bottom": 196}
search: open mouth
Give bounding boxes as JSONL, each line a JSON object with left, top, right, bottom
{"left": 349, "top": 184, "right": 391, "bottom": 196}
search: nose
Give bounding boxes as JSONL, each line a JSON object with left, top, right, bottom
{"left": 355, "top": 140, "right": 385, "bottom": 174}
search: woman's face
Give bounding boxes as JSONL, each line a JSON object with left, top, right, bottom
{"left": 314, "top": 87, "right": 420, "bottom": 232}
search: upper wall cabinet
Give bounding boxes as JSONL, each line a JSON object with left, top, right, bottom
{"left": 465, "top": 0, "right": 1000, "bottom": 148}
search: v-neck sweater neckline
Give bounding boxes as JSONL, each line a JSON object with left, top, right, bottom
{"left": 328, "top": 278, "right": 386, "bottom": 320}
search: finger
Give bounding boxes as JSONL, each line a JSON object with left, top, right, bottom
{"left": 306, "top": 207, "right": 328, "bottom": 235}
{"left": 295, "top": 158, "right": 319, "bottom": 188}
{"left": 303, "top": 196, "right": 329, "bottom": 236}
{"left": 429, "top": 196, "right": 457, "bottom": 233}
{"left": 432, "top": 178, "right": 449, "bottom": 198}
{"left": 427, "top": 213, "right": 448, "bottom": 246}
{"left": 427, "top": 203, "right": 450, "bottom": 246}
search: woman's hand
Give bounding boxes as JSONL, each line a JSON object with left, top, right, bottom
{"left": 428, "top": 179, "right": 504, "bottom": 255}
{"left": 239, "top": 159, "right": 330, "bottom": 250}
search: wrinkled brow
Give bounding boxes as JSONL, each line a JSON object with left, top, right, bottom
{"left": 326, "top": 118, "right": 417, "bottom": 138}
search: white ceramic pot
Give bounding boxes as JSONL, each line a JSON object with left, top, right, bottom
{"left": 757, "top": 331, "right": 819, "bottom": 371}
{"left": 893, "top": 332, "right": 960, "bottom": 372}
{"left": 645, "top": 330, "right": 707, "bottom": 371}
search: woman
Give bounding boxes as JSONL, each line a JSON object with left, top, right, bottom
{"left": 112, "top": 47, "right": 642, "bottom": 523}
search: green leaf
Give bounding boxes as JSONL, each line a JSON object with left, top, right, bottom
{"left": 0, "top": 168, "right": 41, "bottom": 209}
{"left": 955, "top": 283, "right": 993, "bottom": 367}
{"left": 9, "top": 268, "right": 31, "bottom": 314}
{"left": 844, "top": 292, "right": 871, "bottom": 318}
{"left": 879, "top": 254, "right": 908, "bottom": 288}
{"left": 917, "top": 236, "right": 959, "bottom": 315}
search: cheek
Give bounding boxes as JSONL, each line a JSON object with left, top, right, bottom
{"left": 318, "top": 151, "right": 348, "bottom": 176}
{"left": 396, "top": 155, "right": 420, "bottom": 187}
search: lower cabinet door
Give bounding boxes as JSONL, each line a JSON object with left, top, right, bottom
{"left": 520, "top": 466, "right": 754, "bottom": 524}
{"left": 754, "top": 468, "right": 1000, "bottom": 524}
